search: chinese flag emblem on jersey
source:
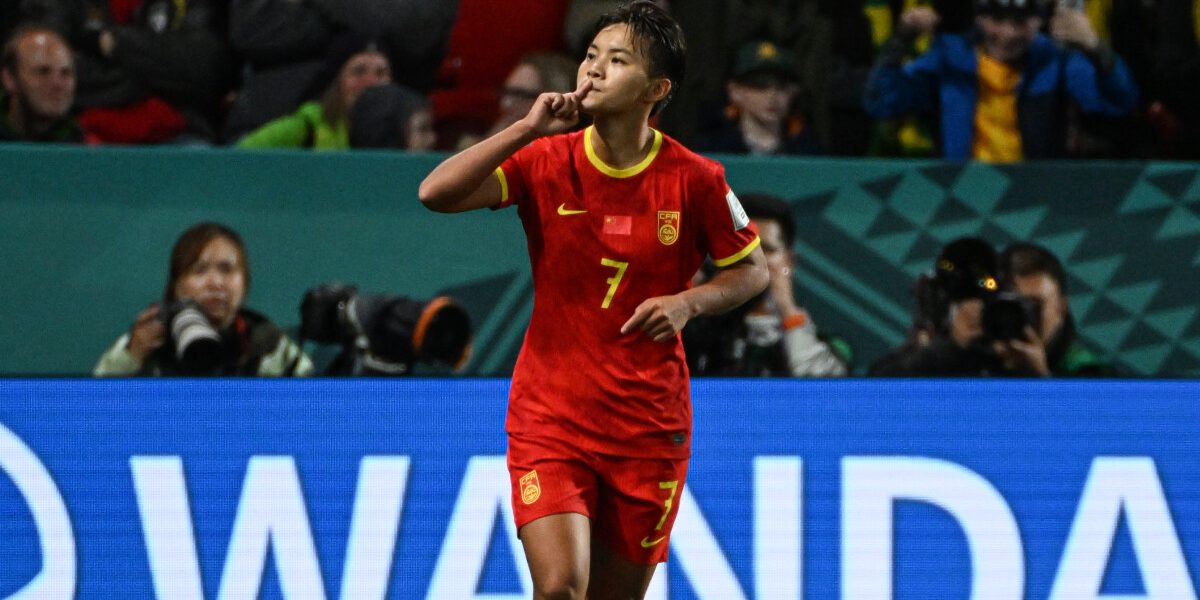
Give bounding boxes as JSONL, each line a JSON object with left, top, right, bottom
{"left": 520, "top": 470, "right": 541, "bottom": 504}
{"left": 657, "top": 211, "right": 680, "bottom": 246}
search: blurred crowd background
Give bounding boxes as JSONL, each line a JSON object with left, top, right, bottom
{"left": 4, "top": 0, "right": 1198, "bottom": 379}
{"left": 5, "top": 0, "right": 1200, "bottom": 159}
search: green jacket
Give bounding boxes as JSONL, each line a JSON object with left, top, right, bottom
{"left": 0, "top": 92, "right": 85, "bottom": 143}
{"left": 1053, "top": 342, "right": 1115, "bottom": 377}
{"left": 94, "top": 309, "right": 314, "bottom": 377}
{"left": 236, "top": 101, "right": 348, "bottom": 149}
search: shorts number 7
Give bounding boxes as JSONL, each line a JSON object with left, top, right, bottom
{"left": 640, "top": 480, "right": 679, "bottom": 548}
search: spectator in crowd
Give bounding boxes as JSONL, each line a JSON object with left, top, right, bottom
{"left": 998, "top": 242, "right": 1113, "bottom": 376}
{"left": 1156, "top": 0, "right": 1200, "bottom": 158}
{"left": 27, "top": 0, "right": 237, "bottom": 144}
{"left": 695, "top": 40, "right": 822, "bottom": 155}
{"left": 870, "top": 237, "right": 1017, "bottom": 376}
{"left": 863, "top": 0, "right": 1138, "bottom": 161}
{"left": 223, "top": 0, "right": 456, "bottom": 143}
{"left": 238, "top": 35, "right": 391, "bottom": 150}
{"left": 453, "top": 52, "right": 578, "bottom": 150}
{"left": 348, "top": 82, "right": 437, "bottom": 151}
{"left": 648, "top": 0, "right": 878, "bottom": 155}
{"left": 429, "top": 0, "right": 569, "bottom": 150}
{"left": 1066, "top": 0, "right": 1159, "bottom": 158}
{"left": 94, "top": 222, "right": 313, "bottom": 377}
{"left": 685, "top": 193, "right": 848, "bottom": 377}
{"left": 0, "top": 25, "right": 84, "bottom": 142}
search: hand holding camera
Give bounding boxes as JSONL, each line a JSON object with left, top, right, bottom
{"left": 982, "top": 294, "right": 1048, "bottom": 375}
{"left": 992, "top": 325, "right": 1051, "bottom": 376}
{"left": 126, "top": 303, "right": 166, "bottom": 361}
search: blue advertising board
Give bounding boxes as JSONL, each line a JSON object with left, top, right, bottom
{"left": 1, "top": 379, "right": 1198, "bottom": 599}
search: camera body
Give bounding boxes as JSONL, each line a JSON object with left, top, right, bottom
{"left": 982, "top": 292, "right": 1042, "bottom": 342}
{"left": 160, "top": 299, "right": 224, "bottom": 373}
{"left": 300, "top": 283, "right": 472, "bottom": 376}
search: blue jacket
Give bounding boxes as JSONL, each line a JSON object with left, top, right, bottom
{"left": 864, "top": 32, "right": 1139, "bottom": 159}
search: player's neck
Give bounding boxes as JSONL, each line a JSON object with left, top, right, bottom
{"left": 590, "top": 115, "right": 655, "bottom": 169}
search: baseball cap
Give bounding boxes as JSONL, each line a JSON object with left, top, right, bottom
{"left": 732, "top": 41, "right": 798, "bottom": 83}
{"left": 934, "top": 237, "right": 1001, "bottom": 300}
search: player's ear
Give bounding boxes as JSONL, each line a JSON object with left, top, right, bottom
{"left": 645, "top": 77, "right": 671, "bottom": 105}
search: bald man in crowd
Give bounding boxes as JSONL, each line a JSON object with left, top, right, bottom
{"left": 1, "top": 25, "right": 83, "bottom": 142}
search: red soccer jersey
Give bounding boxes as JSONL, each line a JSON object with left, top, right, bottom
{"left": 496, "top": 126, "right": 760, "bottom": 458}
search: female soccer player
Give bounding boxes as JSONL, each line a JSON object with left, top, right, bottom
{"left": 419, "top": 2, "right": 768, "bottom": 597}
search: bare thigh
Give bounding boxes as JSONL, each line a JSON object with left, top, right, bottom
{"left": 587, "top": 537, "right": 658, "bottom": 600}
{"left": 520, "top": 512, "right": 591, "bottom": 600}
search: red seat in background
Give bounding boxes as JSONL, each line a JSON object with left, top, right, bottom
{"left": 431, "top": 0, "right": 570, "bottom": 148}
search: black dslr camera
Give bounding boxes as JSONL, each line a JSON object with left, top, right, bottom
{"left": 161, "top": 299, "right": 224, "bottom": 373}
{"left": 982, "top": 292, "right": 1042, "bottom": 342}
{"left": 300, "top": 283, "right": 472, "bottom": 376}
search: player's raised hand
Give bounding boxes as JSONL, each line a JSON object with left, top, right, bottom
{"left": 520, "top": 79, "right": 593, "bottom": 138}
{"left": 621, "top": 294, "right": 693, "bottom": 343}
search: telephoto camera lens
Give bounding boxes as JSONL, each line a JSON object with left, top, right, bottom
{"left": 168, "top": 302, "right": 223, "bottom": 373}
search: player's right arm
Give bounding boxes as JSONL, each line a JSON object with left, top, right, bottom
{"left": 418, "top": 79, "right": 593, "bottom": 213}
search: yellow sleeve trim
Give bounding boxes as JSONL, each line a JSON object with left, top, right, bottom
{"left": 494, "top": 167, "right": 510, "bottom": 205}
{"left": 713, "top": 236, "right": 761, "bottom": 268}
{"left": 584, "top": 125, "right": 663, "bottom": 179}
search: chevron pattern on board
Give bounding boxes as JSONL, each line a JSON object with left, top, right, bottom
{"left": 792, "top": 162, "right": 1200, "bottom": 376}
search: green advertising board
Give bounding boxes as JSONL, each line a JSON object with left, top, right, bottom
{"left": 3, "top": 145, "right": 1197, "bottom": 376}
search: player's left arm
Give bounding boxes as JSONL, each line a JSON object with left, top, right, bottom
{"left": 621, "top": 248, "right": 768, "bottom": 343}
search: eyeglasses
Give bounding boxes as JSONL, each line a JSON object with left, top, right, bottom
{"left": 501, "top": 86, "right": 541, "bottom": 101}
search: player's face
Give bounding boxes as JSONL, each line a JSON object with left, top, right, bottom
{"left": 174, "top": 236, "right": 247, "bottom": 330}
{"left": 2, "top": 32, "right": 75, "bottom": 121}
{"left": 976, "top": 14, "right": 1041, "bottom": 64}
{"left": 578, "top": 24, "right": 664, "bottom": 115}
{"left": 1013, "top": 272, "right": 1064, "bottom": 341}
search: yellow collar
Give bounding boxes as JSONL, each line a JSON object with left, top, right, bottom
{"left": 584, "top": 125, "right": 663, "bottom": 179}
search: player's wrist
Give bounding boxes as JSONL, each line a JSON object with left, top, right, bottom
{"left": 508, "top": 119, "right": 542, "bottom": 143}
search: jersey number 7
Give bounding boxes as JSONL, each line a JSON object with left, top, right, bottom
{"left": 600, "top": 258, "right": 629, "bottom": 309}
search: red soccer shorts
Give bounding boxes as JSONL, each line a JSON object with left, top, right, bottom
{"left": 507, "top": 432, "right": 689, "bottom": 565}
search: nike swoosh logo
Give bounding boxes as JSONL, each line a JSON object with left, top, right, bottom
{"left": 640, "top": 535, "right": 666, "bottom": 548}
{"left": 557, "top": 203, "right": 587, "bottom": 216}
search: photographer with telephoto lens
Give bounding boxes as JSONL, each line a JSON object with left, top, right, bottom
{"left": 94, "top": 222, "right": 313, "bottom": 377}
{"left": 299, "top": 282, "right": 472, "bottom": 376}
{"left": 871, "top": 236, "right": 1050, "bottom": 377}
{"left": 997, "top": 242, "right": 1114, "bottom": 377}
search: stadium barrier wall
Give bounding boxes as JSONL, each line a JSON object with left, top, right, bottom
{"left": 3, "top": 145, "right": 1198, "bottom": 376}
{"left": 1, "top": 379, "right": 1198, "bottom": 598}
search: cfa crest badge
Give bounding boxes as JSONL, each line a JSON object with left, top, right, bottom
{"left": 657, "top": 211, "right": 681, "bottom": 246}
{"left": 520, "top": 470, "right": 541, "bottom": 504}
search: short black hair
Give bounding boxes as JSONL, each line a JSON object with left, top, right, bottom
{"left": 2, "top": 24, "right": 67, "bottom": 76}
{"left": 999, "top": 242, "right": 1067, "bottom": 294}
{"left": 591, "top": 0, "right": 686, "bottom": 116}
{"left": 739, "top": 193, "right": 795, "bottom": 247}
